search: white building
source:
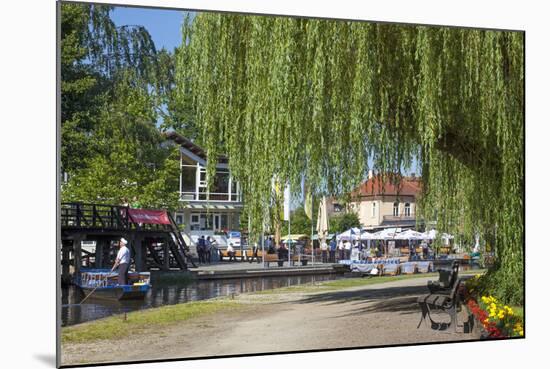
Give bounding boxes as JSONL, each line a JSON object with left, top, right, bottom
{"left": 166, "top": 132, "right": 243, "bottom": 236}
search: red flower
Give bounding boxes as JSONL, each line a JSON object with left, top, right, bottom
{"left": 466, "top": 299, "right": 504, "bottom": 338}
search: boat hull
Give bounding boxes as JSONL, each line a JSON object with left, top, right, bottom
{"left": 80, "top": 284, "right": 150, "bottom": 301}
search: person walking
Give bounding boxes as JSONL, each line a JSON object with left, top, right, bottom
{"left": 338, "top": 239, "right": 345, "bottom": 261}
{"left": 227, "top": 243, "right": 236, "bottom": 262}
{"left": 197, "top": 236, "right": 206, "bottom": 264}
{"left": 329, "top": 238, "right": 337, "bottom": 263}
{"left": 320, "top": 239, "right": 328, "bottom": 263}
{"left": 210, "top": 236, "right": 219, "bottom": 262}
{"left": 344, "top": 239, "right": 352, "bottom": 260}
{"left": 249, "top": 242, "right": 260, "bottom": 263}
{"left": 277, "top": 243, "right": 288, "bottom": 265}
{"left": 111, "top": 237, "right": 130, "bottom": 285}
{"left": 205, "top": 236, "right": 212, "bottom": 264}
{"left": 267, "top": 237, "right": 276, "bottom": 254}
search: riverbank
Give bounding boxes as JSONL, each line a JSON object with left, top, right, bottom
{"left": 61, "top": 271, "right": 483, "bottom": 366}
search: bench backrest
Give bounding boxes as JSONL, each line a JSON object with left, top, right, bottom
{"left": 447, "top": 275, "right": 463, "bottom": 305}
{"left": 437, "top": 260, "right": 459, "bottom": 288}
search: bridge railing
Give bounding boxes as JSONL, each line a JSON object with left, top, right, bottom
{"left": 61, "top": 203, "right": 130, "bottom": 230}
{"left": 61, "top": 202, "right": 177, "bottom": 233}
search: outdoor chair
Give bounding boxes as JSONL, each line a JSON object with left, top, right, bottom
{"left": 417, "top": 276, "right": 464, "bottom": 333}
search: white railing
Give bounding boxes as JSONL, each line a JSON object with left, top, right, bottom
{"left": 179, "top": 191, "right": 241, "bottom": 202}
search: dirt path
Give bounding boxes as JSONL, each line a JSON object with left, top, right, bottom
{"left": 62, "top": 277, "right": 477, "bottom": 365}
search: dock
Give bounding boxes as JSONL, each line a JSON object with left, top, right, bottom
{"left": 189, "top": 262, "right": 348, "bottom": 280}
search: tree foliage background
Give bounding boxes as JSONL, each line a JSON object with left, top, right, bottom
{"left": 178, "top": 14, "right": 524, "bottom": 304}
{"left": 60, "top": 3, "right": 194, "bottom": 210}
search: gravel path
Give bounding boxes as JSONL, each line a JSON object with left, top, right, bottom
{"left": 61, "top": 276, "right": 478, "bottom": 365}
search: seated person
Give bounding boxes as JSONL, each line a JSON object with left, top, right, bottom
{"left": 277, "top": 245, "right": 288, "bottom": 260}
{"left": 227, "top": 243, "right": 236, "bottom": 261}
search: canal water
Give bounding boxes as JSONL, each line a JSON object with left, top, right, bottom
{"left": 62, "top": 274, "right": 344, "bottom": 326}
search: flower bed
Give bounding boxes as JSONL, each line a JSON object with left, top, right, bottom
{"left": 464, "top": 275, "right": 523, "bottom": 338}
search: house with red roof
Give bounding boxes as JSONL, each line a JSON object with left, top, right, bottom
{"left": 347, "top": 171, "right": 422, "bottom": 230}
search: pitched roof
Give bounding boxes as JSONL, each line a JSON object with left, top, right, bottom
{"left": 353, "top": 175, "right": 421, "bottom": 198}
{"left": 164, "top": 131, "right": 228, "bottom": 164}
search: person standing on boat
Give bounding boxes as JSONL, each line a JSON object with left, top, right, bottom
{"left": 111, "top": 237, "right": 130, "bottom": 285}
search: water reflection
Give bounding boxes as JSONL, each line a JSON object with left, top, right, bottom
{"left": 62, "top": 274, "right": 342, "bottom": 326}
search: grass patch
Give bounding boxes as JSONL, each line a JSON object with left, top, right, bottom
{"left": 62, "top": 299, "right": 241, "bottom": 344}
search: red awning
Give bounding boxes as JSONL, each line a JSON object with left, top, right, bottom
{"left": 128, "top": 209, "right": 171, "bottom": 225}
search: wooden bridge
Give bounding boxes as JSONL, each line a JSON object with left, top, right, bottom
{"left": 61, "top": 202, "right": 196, "bottom": 284}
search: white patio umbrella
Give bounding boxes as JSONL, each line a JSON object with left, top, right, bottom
{"left": 316, "top": 196, "right": 330, "bottom": 247}
{"left": 337, "top": 227, "right": 361, "bottom": 241}
{"left": 422, "top": 229, "right": 437, "bottom": 240}
{"left": 395, "top": 229, "right": 424, "bottom": 240}
{"left": 371, "top": 228, "right": 400, "bottom": 240}
{"left": 360, "top": 230, "right": 375, "bottom": 240}
{"left": 395, "top": 229, "right": 423, "bottom": 253}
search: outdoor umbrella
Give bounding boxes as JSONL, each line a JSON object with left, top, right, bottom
{"left": 360, "top": 230, "right": 375, "bottom": 240}
{"left": 422, "top": 229, "right": 437, "bottom": 240}
{"left": 371, "top": 228, "right": 400, "bottom": 240}
{"left": 337, "top": 227, "right": 361, "bottom": 241}
{"left": 395, "top": 229, "right": 424, "bottom": 240}
{"left": 371, "top": 228, "right": 400, "bottom": 256}
{"left": 316, "top": 196, "right": 330, "bottom": 253}
{"left": 395, "top": 229, "right": 424, "bottom": 253}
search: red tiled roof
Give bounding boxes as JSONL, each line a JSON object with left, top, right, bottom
{"left": 353, "top": 175, "right": 421, "bottom": 198}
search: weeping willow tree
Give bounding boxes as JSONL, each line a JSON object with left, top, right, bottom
{"left": 177, "top": 14, "right": 524, "bottom": 304}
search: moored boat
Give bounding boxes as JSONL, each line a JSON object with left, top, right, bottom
{"left": 78, "top": 269, "right": 151, "bottom": 301}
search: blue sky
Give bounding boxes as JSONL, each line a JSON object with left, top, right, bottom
{"left": 111, "top": 6, "right": 185, "bottom": 51}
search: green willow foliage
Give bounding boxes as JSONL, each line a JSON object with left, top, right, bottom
{"left": 178, "top": 15, "right": 524, "bottom": 303}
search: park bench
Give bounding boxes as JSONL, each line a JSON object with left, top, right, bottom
{"left": 417, "top": 275, "right": 464, "bottom": 332}
{"left": 262, "top": 252, "right": 284, "bottom": 267}
{"left": 261, "top": 253, "right": 310, "bottom": 267}
{"left": 219, "top": 249, "right": 248, "bottom": 261}
{"left": 428, "top": 260, "right": 459, "bottom": 293}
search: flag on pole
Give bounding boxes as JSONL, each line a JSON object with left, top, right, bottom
{"left": 283, "top": 184, "right": 291, "bottom": 221}
{"left": 304, "top": 187, "right": 313, "bottom": 220}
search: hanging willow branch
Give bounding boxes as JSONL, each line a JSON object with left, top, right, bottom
{"left": 177, "top": 14, "right": 524, "bottom": 303}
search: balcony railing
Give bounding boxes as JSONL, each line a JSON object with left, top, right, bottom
{"left": 383, "top": 213, "right": 416, "bottom": 222}
{"left": 179, "top": 192, "right": 241, "bottom": 202}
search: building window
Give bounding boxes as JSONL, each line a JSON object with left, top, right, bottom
{"left": 211, "top": 171, "right": 230, "bottom": 200}
{"left": 372, "top": 202, "right": 376, "bottom": 217}
{"left": 180, "top": 166, "right": 196, "bottom": 192}
{"left": 176, "top": 215, "right": 183, "bottom": 224}
{"left": 393, "top": 202, "right": 399, "bottom": 217}
{"left": 405, "top": 203, "right": 411, "bottom": 217}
